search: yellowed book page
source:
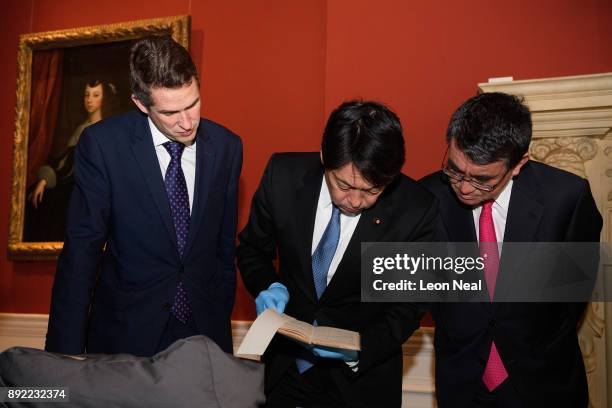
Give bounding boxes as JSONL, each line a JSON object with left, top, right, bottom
{"left": 279, "top": 319, "right": 360, "bottom": 351}
{"left": 236, "top": 309, "right": 361, "bottom": 359}
{"left": 277, "top": 318, "right": 315, "bottom": 343}
{"left": 311, "top": 326, "right": 361, "bottom": 351}
{"left": 235, "top": 309, "right": 290, "bottom": 358}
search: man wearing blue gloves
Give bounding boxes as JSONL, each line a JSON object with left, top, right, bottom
{"left": 238, "top": 100, "right": 438, "bottom": 407}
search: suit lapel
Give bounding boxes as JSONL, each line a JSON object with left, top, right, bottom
{"left": 496, "top": 164, "right": 544, "bottom": 302}
{"left": 183, "top": 127, "right": 216, "bottom": 258}
{"left": 439, "top": 181, "right": 476, "bottom": 242}
{"left": 502, "top": 165, "right": 544, "bottom": 243}
{"left": 129, "top": 114, "right": 178, "bottom": 253}
{"left": 294, "top": 164, "right": 324, "bottom": 302}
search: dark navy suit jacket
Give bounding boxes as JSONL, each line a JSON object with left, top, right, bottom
{"left": 46, "top": 110, "right": 242, "bottom": 356}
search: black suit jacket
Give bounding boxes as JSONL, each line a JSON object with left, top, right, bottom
{"left": 238, "top": 153, "right": 438, "bottom": 407}
{"left": 420, "top": 161, "right": 602, "bottom": 408}
{"left": 46, "top": 110, "right": 242, "bottom": 356}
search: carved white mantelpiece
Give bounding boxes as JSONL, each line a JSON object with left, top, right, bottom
{"left": 480, "top": 72, "right": 612, "bottom": 408}
{"left": 480, "top": 73, "right": 612, "bottom": 140}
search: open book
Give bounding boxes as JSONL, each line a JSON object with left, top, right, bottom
{"left": 236, "top": 309, "right": 360, "bottom": 358}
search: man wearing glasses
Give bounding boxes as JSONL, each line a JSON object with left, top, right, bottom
{"left": 421, "top": 92, "right": 602, "bottom": 408}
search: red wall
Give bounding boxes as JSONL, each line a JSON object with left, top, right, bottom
{"left": 1, "top": 0, "right": 610, "bottom": 320}
{"left": 0, "top": 0, "right": 327, "bottom": 319}
{"left": 325, "top": 0, "right": 612, "bottom": 178}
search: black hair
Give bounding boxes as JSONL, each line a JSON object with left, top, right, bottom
{"left": 446, "top": 92, "right": 532, "bottom": 168}
{"left": 129, "top": 35, "right": 199, "bottom": 108}
{"left": 321, "top": 100, "right": 405, "bottom": 187}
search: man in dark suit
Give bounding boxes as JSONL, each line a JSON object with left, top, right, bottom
{"left": 238, "top": 100, "right": 438, "bottom": 407}
{"left": 45, "top": 36, "right": 242, "bottom": 357}
{"left": 421, "top": 92, "right": 602, "bottom": 407}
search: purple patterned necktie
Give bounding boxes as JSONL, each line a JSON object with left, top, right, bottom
{"left": 163, "top": 141, "right": 192, "bottom": 324}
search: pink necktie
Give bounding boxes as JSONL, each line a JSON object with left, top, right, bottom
{"left": 479, "top": 202, "right": 508, "bottom": 391}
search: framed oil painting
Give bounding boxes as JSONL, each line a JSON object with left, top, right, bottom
{"left": 8, "top": 15, "right": 191, "bottom": 260}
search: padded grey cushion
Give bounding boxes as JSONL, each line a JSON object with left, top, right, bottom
{"left": 0, "top": 335, "right": 264, "bottom": 408}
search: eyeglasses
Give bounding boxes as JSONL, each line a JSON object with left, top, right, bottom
{"left": 441, "top": 149, "right": 510, "bottom": 192}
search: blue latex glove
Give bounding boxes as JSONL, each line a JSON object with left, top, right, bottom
{"left": 311, "top": 345, "right": 358, "bottom": 362}
{"left": 255, "top": 282, "right": 289, "bottom": 315}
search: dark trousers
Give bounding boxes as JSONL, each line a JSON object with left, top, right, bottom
{"left": 266, "top": 362, "right": 350, "bottom": 408}
{"left": 155, "top": 313, "right": 198, "bottom": 353}
{"left": 472, "top": 379, "right": 524, "bottom": 408}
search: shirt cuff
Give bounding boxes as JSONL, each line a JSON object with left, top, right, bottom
{"left": 345, "top": 360, "right": 359, "bottom": 372}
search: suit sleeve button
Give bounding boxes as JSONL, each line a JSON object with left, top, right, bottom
{"left": 163, "top": 302, "right": 172, "bottom": 310}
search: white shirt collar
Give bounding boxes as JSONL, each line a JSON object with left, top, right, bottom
{"left": 492, "top": 178, "right": 512, "bottom": 213}
{"left": 317, "top": 174, "right": 334, "bottom": 210}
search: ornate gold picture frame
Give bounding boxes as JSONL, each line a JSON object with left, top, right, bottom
{"left": 8, "top": 15, "right": 191, "bottom": 260}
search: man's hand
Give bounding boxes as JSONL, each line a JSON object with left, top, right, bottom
{"left": 311, "top": 346, "right": 358, "bottom": 362}
{"left": 255, "top": 282, "right": 289, "bottom": 315}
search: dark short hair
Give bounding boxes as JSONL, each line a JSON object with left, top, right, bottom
{"left": 129, "top": 35, "right": 199, "bottom": 108}
{"left": 446, "top": 92, "right": 532, "bottom": 168}
{"left": 321, "top": 100, "right": 405, "bottom": 187}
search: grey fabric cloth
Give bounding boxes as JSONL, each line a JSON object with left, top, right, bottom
{"left": 0, "top": 335, "right": 264, "bottom": 408}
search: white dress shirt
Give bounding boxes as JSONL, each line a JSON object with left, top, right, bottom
{"left": 472, "top": 179, "right": 513, "bottom": 253}
{"left": 312, "top": 177, "right": 361, "bottom": 285}
{"left": 149, "top": 117, "right": 197, "bottom": 213}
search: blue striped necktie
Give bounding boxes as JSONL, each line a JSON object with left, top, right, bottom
{"left": 296, "top": 205, "right": 341, "bottom": 373}
{"left": 312, "top": 205, "right": 342, "bottom": 299}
